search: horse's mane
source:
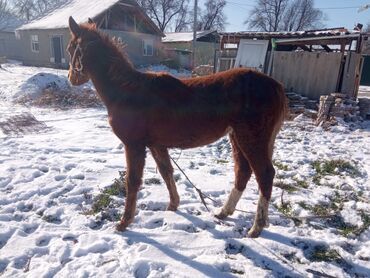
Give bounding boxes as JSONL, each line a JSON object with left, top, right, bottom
{"left": 79, "top": 23, "right": 134, "bottom": 70}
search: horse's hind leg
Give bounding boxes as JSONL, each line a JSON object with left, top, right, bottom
{"left": 150, "top": 147, "right": 180, "bottom": 211}
{"left": 215, "top": 132, "right": 252, "bottom": 219}
{"left": 234, "top": 131, "right": 275, "bottom": 238}
{"left": 116, "top": 144, "right": 145, "bottom": 231}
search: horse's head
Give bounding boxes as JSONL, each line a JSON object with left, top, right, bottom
{"left": 67, "top": 16, "right": 97, "bottom": 86}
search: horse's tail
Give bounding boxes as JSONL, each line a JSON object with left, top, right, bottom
{"left": 268, "top": 80, "right": 287, "bottom": 159}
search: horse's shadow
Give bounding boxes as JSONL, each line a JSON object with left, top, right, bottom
{"left": 121, "top": 210, "right": 370, "bottom": 277}
{"left": 122, "top": 230, "right": 235, "bottom": 278}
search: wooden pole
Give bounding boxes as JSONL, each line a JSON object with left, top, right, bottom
{"left": 192, "top": 0, "right": 198, "bottom": 69}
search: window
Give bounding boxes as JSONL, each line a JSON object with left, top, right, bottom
{"left": 31, "top": 35, "right": 39, "bottom": 52}
{"left": 224, "top": 43, "right": 238, "bottom": 49}
{"left": 143, "top": 39, "right": 153, "bottom": 56}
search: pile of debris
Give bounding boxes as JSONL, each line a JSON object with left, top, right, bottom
{"left": 0, "top": 112, "right": 49, "bottom": 136}
{"left": 358, "top": 98, "right": 370, "bottom": 120}
{"left": 286, "top": 92, "right": 318, "bottom": 119}
{"left": 192, "top": 65, "right": 214, "bottom": 76}
{"left": 316, "top": 93, "right": 361, "bottom": 126}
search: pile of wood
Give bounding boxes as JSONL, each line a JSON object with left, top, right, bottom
{"left": 316, "top": 93, "right": 361, "bottom": 126}
{"left": 286, "top": 92, "right": 318, "bottom": 118}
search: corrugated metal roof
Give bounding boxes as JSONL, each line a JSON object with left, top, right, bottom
{"left": 163, "top": 30, "right": 216, "bottom": 42}
{"left": 219, "top": 28, "right": 360, "bottom": 39}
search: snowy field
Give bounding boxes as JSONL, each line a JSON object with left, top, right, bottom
{"left": 0, "top": 63, "right": 370, "bottom": 277}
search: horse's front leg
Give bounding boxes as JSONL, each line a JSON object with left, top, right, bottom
{"left": 116, "top": 144, "right": 146, "bottom": 231}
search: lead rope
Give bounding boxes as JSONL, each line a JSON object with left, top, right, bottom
{"left": 169, "top": 154, "right": 255, "bottom": 215}
{"left": 169, "top": 155, "right": 214, "bottom": 212}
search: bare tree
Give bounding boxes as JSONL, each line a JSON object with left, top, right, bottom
{"left": 12, "top": 0, "right": 66, "bottom": 21}
{"left": 281, "top": 0, "right": 324, "bottom": 31}
{"left": 198, "top": 0, "right": 227, "bottom": 31}
{"left": 0, "top": 0, "right": 13, "bottom": 30}
{"left": 138, "top": 0, "right": 189, "bottom": 32}
{"left": 173, "top": 2, "right": 190, "bottom": 32}
{"left": 246, "top": 0, "right": 324, "bottom": 32}
{"left": 246, "top": 0, "right": 288, "bottom": 32}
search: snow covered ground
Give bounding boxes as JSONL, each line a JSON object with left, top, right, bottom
{"left": 0, "top": 63, "right": 369, "bottom": 277}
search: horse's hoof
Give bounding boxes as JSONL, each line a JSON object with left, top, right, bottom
{"left": 247, "top": 226, "right": 263, "bottom": 238}
{"left": 166, "top": 203, "right": 178, "bottom": 211}
{"left": 214, "top": 210, "right": 228, "bottom": 220}
{"left": 116, "top": 222, "right": 128, "bottom": 232}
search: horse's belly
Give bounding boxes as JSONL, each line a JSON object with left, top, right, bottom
{"left": 152, "top": 120, "right": 231, "bottom": 149}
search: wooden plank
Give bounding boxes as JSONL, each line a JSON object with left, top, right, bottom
{"left": 340, "top": 52, "right": 363, "bottom": 98}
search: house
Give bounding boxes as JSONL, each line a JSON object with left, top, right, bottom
{"left": 217, "top": 28, "right": 367, "bottom": 99}
{"left": 15, "top": 0, "right": 164, "bottom": 68}
{"left": 0, "top": 15, "right": 23, "bottom": 61}
{"left": 162, "top": 30, "right": 219, "bottom": 69}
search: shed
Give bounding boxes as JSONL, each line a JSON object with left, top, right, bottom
{"left": 217, "top": 28, "right": 367, "bottom": 99}
{"left": 360, "top": 34, "right": 370, "bottom": 86}
{"left": 0, "top": 15, "right": 23, "bottom": 61}
{"left": 162, "top": 30, "right": 219, "bottom": 68}
{"left": 15, "top": 0, "right": 164, "bottom": 68}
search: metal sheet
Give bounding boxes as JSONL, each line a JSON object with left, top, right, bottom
{"left": 234, "top": 39, "right": 269, "bottom": 72}
{"left": 272, "top": 51, "right": 342, "bottom": 99}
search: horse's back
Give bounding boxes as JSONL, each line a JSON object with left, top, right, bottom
{"left": 183, "top": 68, "right": 285, "bottom": 116}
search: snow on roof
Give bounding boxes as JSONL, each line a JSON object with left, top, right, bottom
{"left": 17, "top": 0, "right": 119, "bottom": 30}
{"left": 162, "top": 30, "right": 215, "bottom": 43}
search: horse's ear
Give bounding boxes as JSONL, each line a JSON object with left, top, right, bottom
{"left": 88, "top": 17, "right": 97, "bottom": 29}
{"left": 69, "top": 16, "right": 81, "bottom": 37}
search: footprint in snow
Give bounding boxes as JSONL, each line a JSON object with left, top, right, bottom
{"left": 69, "top": 173, "right": 85, "bottom": 180}
{"left": 32, "top": 170, "right": 44, "bottom": 179}
{"left": 37, "top": 165, "right": 49, "bottom": 173}
{"left": 12, "top": 255, "right": 30, "bottom": 270}
{"left": 134, "top": 261, "right": 150, "bottom": 278}
{"left": 36, "top": 235, "right": 52, "bottom": 247}
{"left": 210, "top": 169, "right": 222, "bottom": 175}
{"left": 0, "top": 177, "right": 11, "bottom": 188}
{"left": 62, "top": 234, "right": 78, "bottom": 244}
{"left": 0, "top": 229, "right": 16, "bottom": 248}
{"left": 141, "top": 218, "right": 164, "bottom": 229}
{"left": 64, "top": 163, "right": 77, "bottom": 171}
{"left": 139, "top": 201, "right": 167, "bottom": 211}
{"left": 0, "top": 260, "right": 9, "bottom": 273}
{"left": 17, "top": 202, "right": 33, "bottom": 212}
{"left": 23, "top": 223, "right": 38, "bottom": 235}
{"left": 134, "top": 260, "right": 166, "bottom": 278}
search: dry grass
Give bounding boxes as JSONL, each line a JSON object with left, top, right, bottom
{"left": 16, "top": 87, "right": 103, "bottom": 109}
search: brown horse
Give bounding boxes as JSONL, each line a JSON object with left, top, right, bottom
{"left": 67, "top": 16, "right": 286, "bottom": 237}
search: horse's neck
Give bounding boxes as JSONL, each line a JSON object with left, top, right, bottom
{"left": 88, "top": 52, "right": 139, "bottom": 107}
